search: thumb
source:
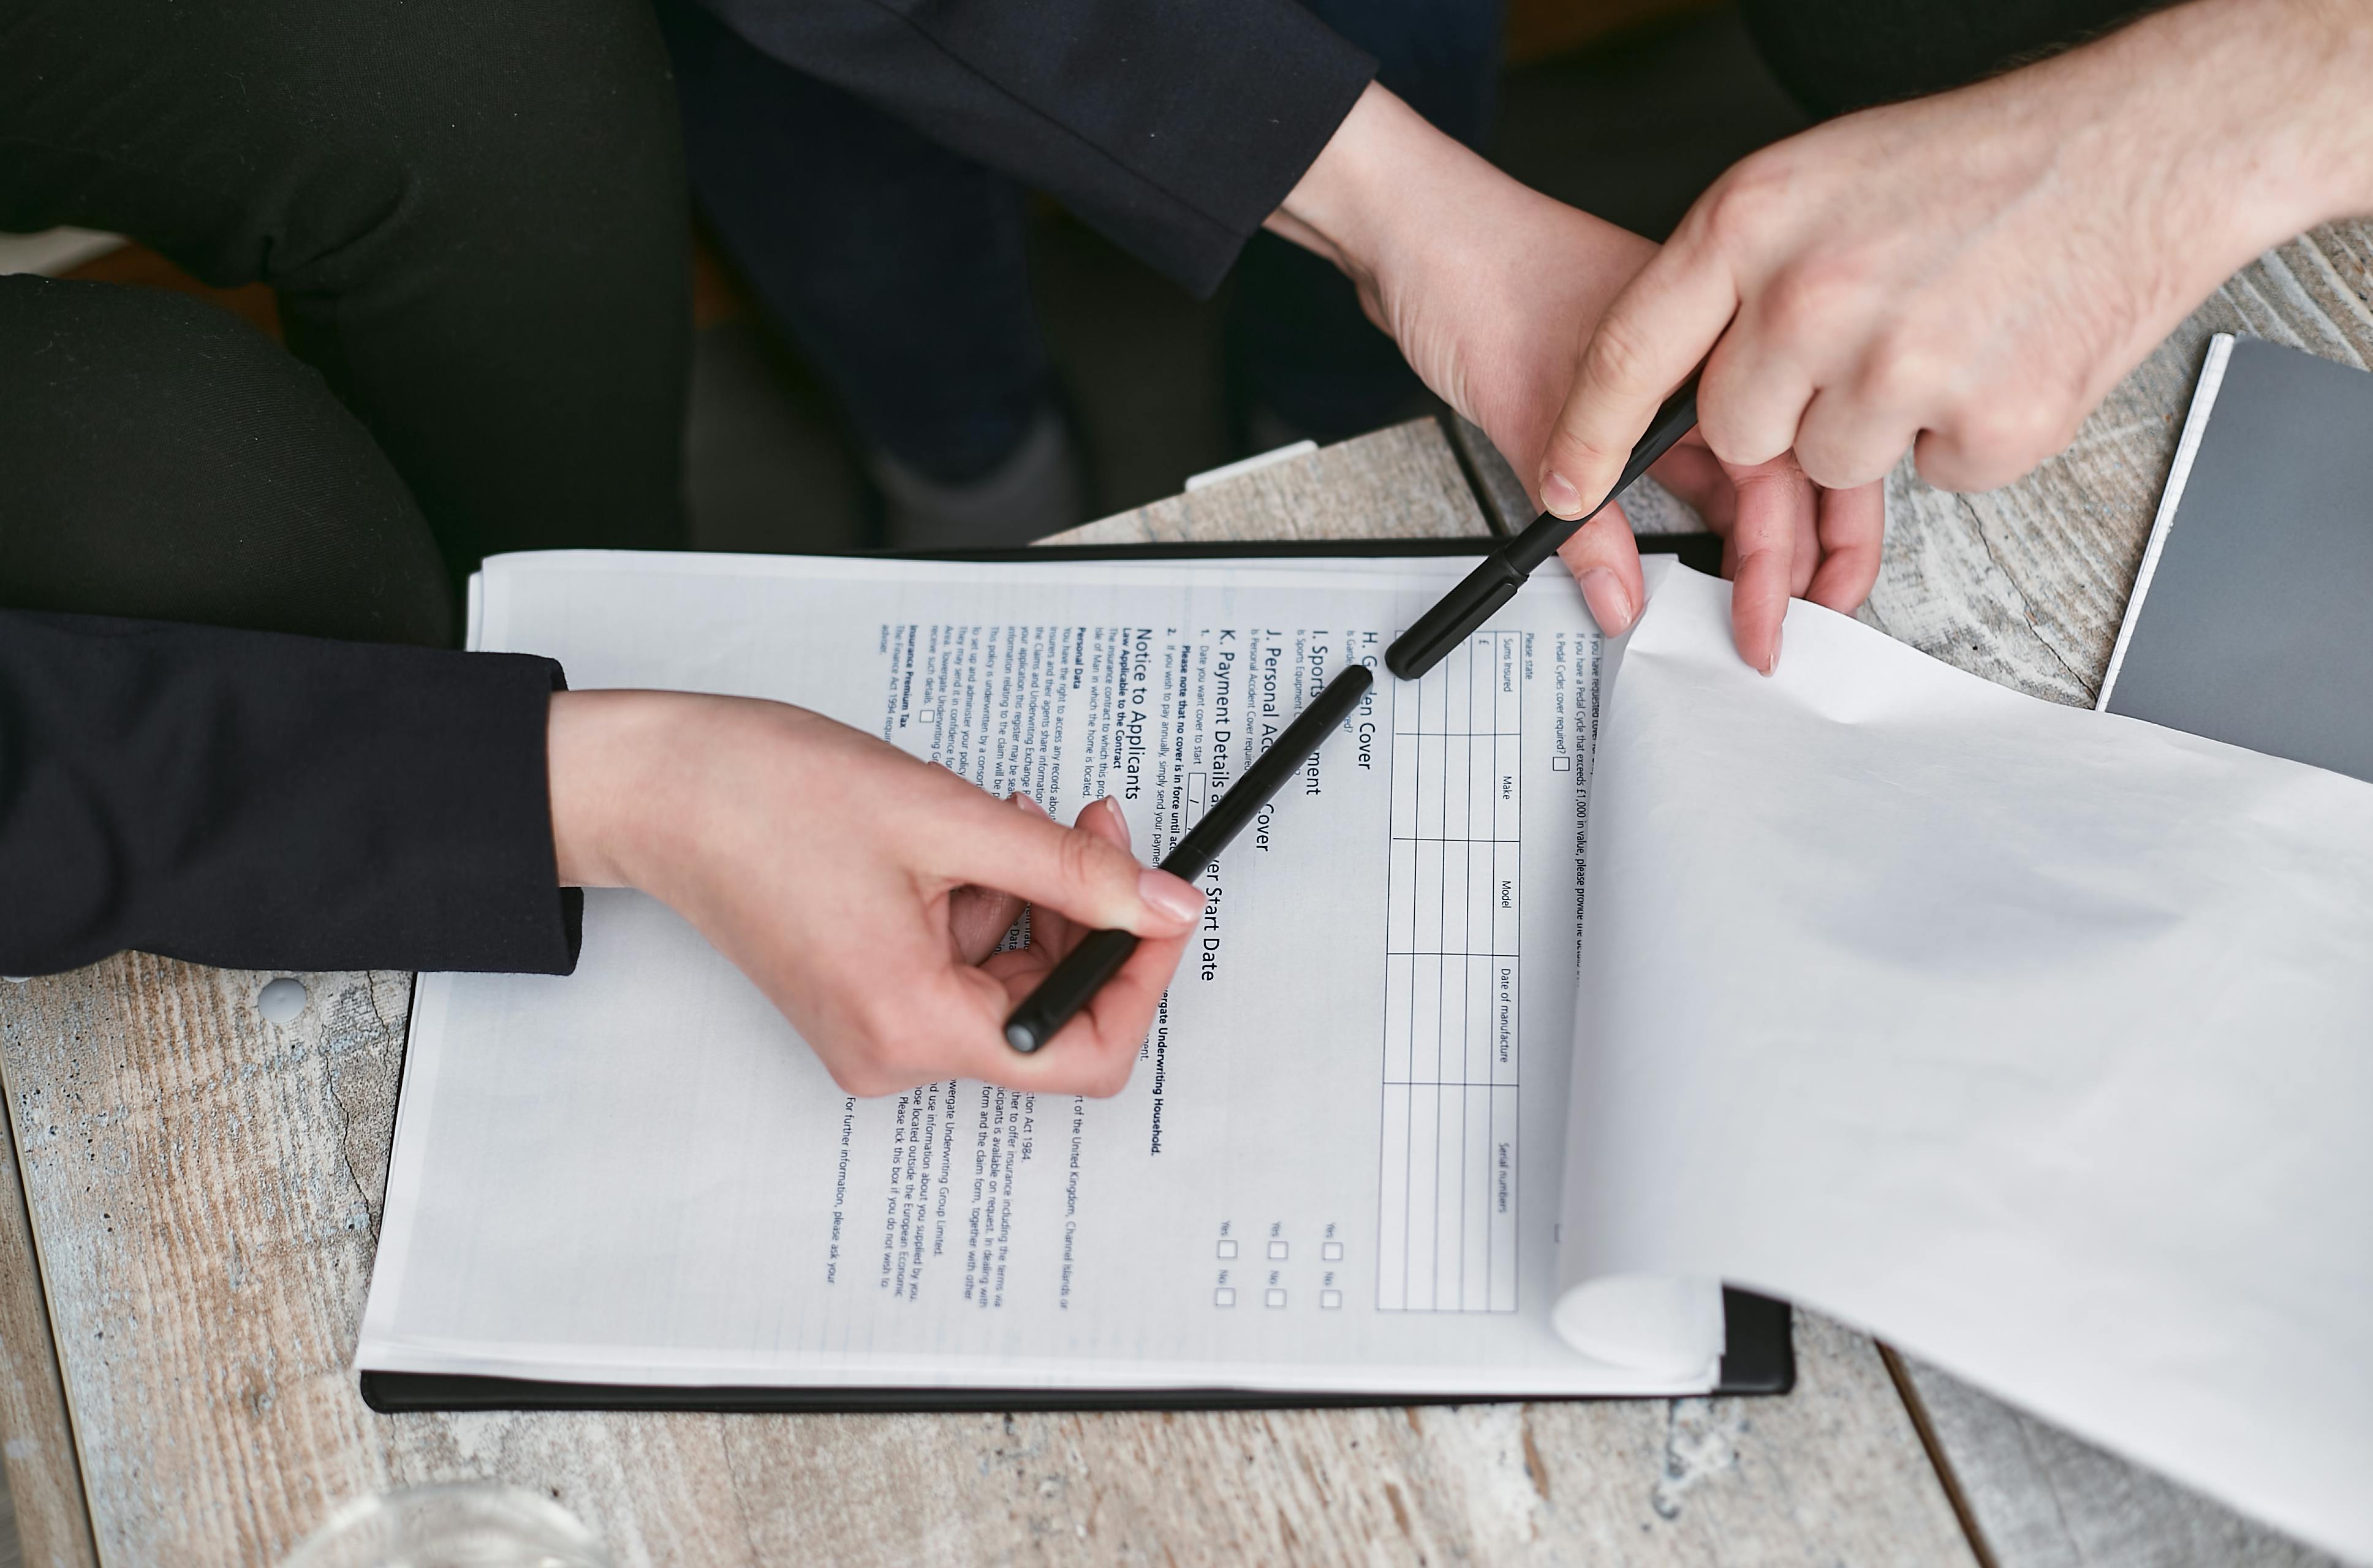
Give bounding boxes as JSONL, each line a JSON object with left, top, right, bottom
{"left": 1554, "top": 499, "right": 1646, "bottom": 637}
{"left": 1537, "top": 236, "right": 1736, "bottom": 520}
{"left": 939, "top": 793, "right": 1202, "bottom": 937}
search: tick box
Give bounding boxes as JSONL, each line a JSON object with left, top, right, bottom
{"left": 1321, "top": 1241, "right": 1344, "bottom": 1262}
{"left": 916, "top": 707, "right": 937, "bottom": 724}
{"left": 1550, "top": 754, "right": 1571, "bottom": 771}
{"left": 1265, "top": 1289, "right": 1288, "bottom": 1308}
{"left": 1216, "top": 1239, "right": 1238, "bottom": 1259}
{"left": 1320, "top": 1290, "right": 1343, "bottom": 1310}
{"left": 1266, "top": 1240, "right": 1289, "bottom": 1260}
{"left": 1213, "top": 1287, "right": 1236, "bottom": 1308}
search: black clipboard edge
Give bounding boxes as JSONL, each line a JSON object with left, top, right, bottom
{"left": 888, "top": 532, "right": 1724, "bottom": 574}
{"left": 358, "top": 1289, "right": 1790, "bottom": 1414}
{"left": 371, "top": 530, "right": 1772, "bottom": 1415}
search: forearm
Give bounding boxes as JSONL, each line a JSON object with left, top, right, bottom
{"left": 2026, "top": 0, "right": 2373, "bottom": 282}
{"left": 2140, "top": 0, "right": 2373, "bottom": 232}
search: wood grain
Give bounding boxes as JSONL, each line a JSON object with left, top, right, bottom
{"left": 1894, "top": 1356, "right": 2339, "bottom": 1568}
{"left": 0, "top": 1018, "right": 97, "bottom": 1568}
{"left": 1058, "top": 419, "right": 1489, "bottom": 546}
{"left": 0, "top": 417, "right": 1975, "bottom": 1566}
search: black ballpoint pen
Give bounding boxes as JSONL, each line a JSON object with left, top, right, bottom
{"left": 1385, "top": 378, "right": 1700, "bottom": 681}
{"left": 1002, "top": 663, "right": 1376, "bottom": 1054}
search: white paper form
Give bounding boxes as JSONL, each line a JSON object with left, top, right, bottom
{"left": 359, "top": 551, "right": 1720, "bottom": 1396}
{"left": 1565, "top": 559, "right": 2373, "bottom": 1561}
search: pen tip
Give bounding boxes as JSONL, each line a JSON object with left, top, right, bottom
{"left": 1004, "top": 1021, "right": 1042, "bottom": 1054}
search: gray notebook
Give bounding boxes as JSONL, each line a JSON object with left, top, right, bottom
{"left": 2100, "top": 335, "right": 2373, "bottom": 782}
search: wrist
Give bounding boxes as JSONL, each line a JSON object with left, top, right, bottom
{"left": 2215, "top": 0, "right": 2373, "bottom": 232}
{"left": 2075, "top": 0, "right": 2373, "bottom": 271}
{"left": 1266, "top": 82, "right": 1479, "bottom": 297}
{"left": 548, "top": 688, "right": 688, "bottom": 891}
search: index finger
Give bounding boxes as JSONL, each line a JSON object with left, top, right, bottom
{"left": 1538, "top": 241, "right": 1739, "bottom": 520}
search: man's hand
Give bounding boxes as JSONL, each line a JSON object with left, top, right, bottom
{"left": 1265, "top": 82, "right": 1877, "bottom": 667}
{"left": 546, "top": 689, "right": 1200, "bottom": 1097}
{"left": 1537, "top": 0, "right": 2373, "bottom": 668}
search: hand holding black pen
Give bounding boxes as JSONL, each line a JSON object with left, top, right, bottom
{"left": 1387, "top": 380, "right": 1700, "bottom": 681}
{"left": 1003, "top": 664, "right": 1376, "bottom": 1054}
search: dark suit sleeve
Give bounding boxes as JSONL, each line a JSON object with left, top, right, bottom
{"left": 695, "top": 0, "right": 1377, "bottom": 297}
{"left": 0, "top": 611, "right": 582, "bottom": 977}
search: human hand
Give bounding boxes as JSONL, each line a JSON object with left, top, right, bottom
{"left": 1265, "top": 83, "right": 1877, "bottom": 669}
{"left": 1560, "top": 433, "right": 1883, "bottom": 673}
{"left": 545, "top": 689, "right": 1200, "bottom": 1096}
{"left": 1534, "top": 0, "right": 2373, "bottom": 666}
{"left": 1266, "top": 83, "right": 1656, "bottom": 504}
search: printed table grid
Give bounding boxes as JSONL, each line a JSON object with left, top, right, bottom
{"left": 1377, "top": 632, "right": 1521, "bottom": 1314}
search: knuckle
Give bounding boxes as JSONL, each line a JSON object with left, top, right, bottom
{"left": 1056, "top": 825, "right": 1113, "bottom": 898}
{"left": 1859, "top": 333, "right": 1932, "bottom": 411}
{"left": 1957, "top": 396, "right": 2064, "bottom": 472}
{"left": 1581, "top": 313, "right": 1660, "bottom": 401}
{"left": 1793, "top": 441, "right": 1858, "bottom": 491}
{"left": 1757, "top": 259, "right": 1860, "bottom": 347}
{"left": 1698, "top": 157, "right": 1793, "bottom": 252}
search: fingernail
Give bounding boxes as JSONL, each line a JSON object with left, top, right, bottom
{"left": 1102, "top": 797, "right": 1130, "bottom": 839}
{"left": 1580, "top": 569, "right": 1635, "bottom": 637}
{"left": 1760, "top": 629, "right": 1782, "bottom": 677}
{"left": 1015, "top": 792, "right": 1042, "bottom": 815}
{"left": 1138, "top": 868, "right": 1202, "bottom": 925}
{"left": 1542, "top": 471, "right": 1582, "bottom": 517}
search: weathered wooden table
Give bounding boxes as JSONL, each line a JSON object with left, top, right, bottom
{"left": 3, "top": 221, "right": 2366, "bottom": 1567}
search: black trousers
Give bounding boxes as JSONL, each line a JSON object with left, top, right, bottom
{"left": 0, "top": 0, "right": 692, "bottom": 645}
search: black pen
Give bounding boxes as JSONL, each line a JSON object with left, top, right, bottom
{"left": 1002, "top": 662, "right": 1376, "bottom": 1054}
{"left": 1385, "top": 378, "right": 1700, "bottom": 681}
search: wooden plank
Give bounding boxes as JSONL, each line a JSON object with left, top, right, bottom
{"left": 0, "top": 418, "right": 1974, "bottom": 1566}
{"left": 1058, "top": 419, "right": 1488, "bottom": 545}
{"left": 0, "top": 993, "right": 98, "bottom": 1568}
{"left": 1866, "top": 218, "right": 2373, "bottom": 1568}
{"left": 1895, "top": 1355, "right": 2338, "bottom": 1568}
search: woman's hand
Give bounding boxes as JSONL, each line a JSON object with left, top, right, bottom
{"left": 545, "top": 689, "right": 1200, "bottom": 1097}
{"left": 1266, "top": 83, "right": 1657, "bottom": 502}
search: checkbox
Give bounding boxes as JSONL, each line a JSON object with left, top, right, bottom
{"left": 1550, "top": 754, "right": 1571, "bottom": 772}
{"left": 1216, "top": 1239, "right": 1238, "bottom": 1259}
{"left": 1266, "top": 1240, "right": 1289, "bottom": 1260}
{"left": 1320, "top": 1290, "right": 1343, "bottom": 1309}
{"left": 1213, "top": 1288, "right": 1236, "bottom": 1308}
{"left": 1321, "top": 1241, "right": 1344, "bottom": 1262}
{"left": 1265, "top": 1289, "right": 1287, "bottom": 1308}
{"left": 917, "top": 706, "right": 937, "bottom": 724}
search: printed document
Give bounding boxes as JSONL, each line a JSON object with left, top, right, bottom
{"left": 364, "top": 551, "right": 1721, "bottom": 1396}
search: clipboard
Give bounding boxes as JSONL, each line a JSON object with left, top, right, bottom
{"left": 363, "top": 529, "right": 1785, "bottom": 1415}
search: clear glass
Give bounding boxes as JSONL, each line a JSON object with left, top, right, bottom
{"left": 280, "top": 1482, "right": 615, "bottom": 1568}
